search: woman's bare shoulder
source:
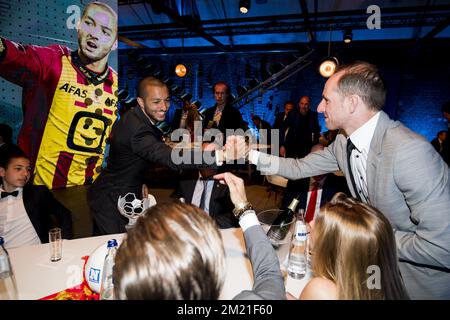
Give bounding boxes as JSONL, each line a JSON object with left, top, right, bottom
{"left": 300, "top": 277, "right": 338, "bottom": 300}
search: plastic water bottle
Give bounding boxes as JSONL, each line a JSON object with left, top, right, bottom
{"left": 287, "top": 211, "right": 308, "bottom": 279}
{"left": 0, "top": 237, "right": 19, "bottom": 300}
{"left": 100, "top": 239, "right": 118, "bottom": 300}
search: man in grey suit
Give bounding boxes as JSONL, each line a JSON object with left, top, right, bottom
{"left": 234, "top": 61, "right": 450, "bottom": 299}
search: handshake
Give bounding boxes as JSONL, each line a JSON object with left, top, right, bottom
{"left": 218, "top": 135, "right": 251, "bottom": 164}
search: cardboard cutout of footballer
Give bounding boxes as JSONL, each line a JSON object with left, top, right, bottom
{"left": 0, "top": 1, "right": 118, "bottom": 189}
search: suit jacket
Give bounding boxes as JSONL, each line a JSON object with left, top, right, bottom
{"left": 272, "top": 112, "right": 289, "bottom": 145}
{"left": 22, "top": 185, "right": 73, "bottom": 242}
{"left": 88, "top": 107, "right": 218, "bottom": 235}
{"left": 203, "top": 104, "right": 246, "bottom": 136}
{"left": 256, "top": 111, "right": 450, "bottom": 299}
{"left": 174, "top": 174, "right": 239, "bottom": 229}
{"left": 233, "top": 225, "right": 286, "bottom": 300}
{"left": 281, "top": 109, "right": 320, "bottom": 158}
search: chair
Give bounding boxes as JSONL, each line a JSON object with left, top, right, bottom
{"left": 264, "top": 174, "right": 288, "bottom": 205}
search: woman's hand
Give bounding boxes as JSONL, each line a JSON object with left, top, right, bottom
{"left": 213, "top": 172, "right": 247, "bottom": 206}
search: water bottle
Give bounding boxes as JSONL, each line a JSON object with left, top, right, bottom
{"left": 0, "top": 237, "right": 19, "bottom": 300}
{"left": 100, "top": 239, "right": 118, "bottom": 300}
{"left": 267, "top": 195, "right": 301, "bottom": 244}
{"left": 287, "top": 210, "right": 308, "bottom": 279}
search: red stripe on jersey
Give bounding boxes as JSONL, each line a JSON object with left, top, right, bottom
{"left": 103, "top": 108, "right": 112, "bottom": 115}
{"left": 84, "top": 156, "right": 99, "bottom": 185}
{"left": 103, "top": 81, "right": 112, "bottom": 94}
{"left": 75, "top": 100, "right": 87, "bottom": 108}
{"left": 0, "top": 39, "right": 68, "bottom": 168}
{"left": 52, "top": 151, "right": 74, "bottom": 189}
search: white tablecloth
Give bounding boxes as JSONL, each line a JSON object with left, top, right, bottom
{"left": 8, "top": 228, "right": 309, "bottom": 300}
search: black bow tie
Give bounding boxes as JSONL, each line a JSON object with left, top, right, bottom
{"left": 1, "top": 191, "right": 19, "bottom": 198}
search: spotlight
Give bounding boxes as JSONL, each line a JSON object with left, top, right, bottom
{"left": 175, "top": 64, "right": 187, "bottom": 77}
{"left": 319, "top": 57, "right": 339, "bottom": 78}
{"left": 239, "top": 0, "right": 251, "bottom": 14}
{"left": 343, "top": 28, "right": 353, "bottom": 44}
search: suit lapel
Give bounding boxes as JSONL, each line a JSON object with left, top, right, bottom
{"left": 209, "top": 181, "right": 226, "bottom": 216}
{"left": 366, "top": 111, "right": 391, "bottom": 205}
{"left": 184, "top": 179, "right": 197, "bottom": 203}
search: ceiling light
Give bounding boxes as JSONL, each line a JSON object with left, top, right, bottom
{"left": 175, "top": 64, "right": 187, "bottom": 77}
{"left": 343, "top": 28, "right": 353, "bottom": 44}
{"left": 239, "top": 0, "right": 251, "bottom": 14}
{"left": 319, "top": 57, "right": 339, "bottom": 78}
{"left": 319, "top": 26, "right": 339, "bottom": 78}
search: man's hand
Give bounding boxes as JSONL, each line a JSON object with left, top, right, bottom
{"left": 213, "top": 172, "right": 247, "bottom": 207}
{"left": 223, "top": 135, "right": 248, "bottom": 161}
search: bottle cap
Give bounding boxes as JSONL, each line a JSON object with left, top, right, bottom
{"left": 107, "top": 239, "right": 118, "bottom": 248}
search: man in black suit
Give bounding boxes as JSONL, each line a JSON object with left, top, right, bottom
{"left": 173, "top": 144, "right": 239, "bottom": 229}
{"left": 88, "top": 77, "right": 240, "bottom": 235}
{"left": 431, "top": 130, "right": 447, "bottom": 158}
{"left": 202, "top": 82, "right": 247, "bottom": 139}
{"left": 272, "top": 101, "right": 294, "bottom": 142}
{"left": 251, "top": 115, "right": 272, "bottom": 145}
{"left": 280, "top": 96, "right": 320, "bottom": 158}
{"left": 0, "top": 145, "right": 72, "bottom": 249}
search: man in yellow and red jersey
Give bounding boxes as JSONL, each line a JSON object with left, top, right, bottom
{"left": 0, "top": 2, "right": 118, "bottom": 189}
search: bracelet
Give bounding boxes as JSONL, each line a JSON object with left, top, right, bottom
{"left": 232, "top": 202, "right": 254, "bottom": 219}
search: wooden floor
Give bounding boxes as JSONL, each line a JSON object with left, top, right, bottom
{"left": 51, "top": 172, "right": 283, "bottom": 239}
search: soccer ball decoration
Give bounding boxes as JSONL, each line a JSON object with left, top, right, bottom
{"left": 117, "top": 193, "right": 157, "bottom": 230}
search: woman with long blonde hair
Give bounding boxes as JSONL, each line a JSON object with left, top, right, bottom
{"left": 301, "top": 192, "right": 409, "bottom": 300}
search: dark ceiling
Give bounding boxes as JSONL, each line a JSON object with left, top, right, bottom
{"left": 117, "top": 0, "right": 450, "bottom": 54}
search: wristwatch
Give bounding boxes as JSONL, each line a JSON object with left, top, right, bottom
{"left": 232, "top": 201, "right": 254, "bottom": 219}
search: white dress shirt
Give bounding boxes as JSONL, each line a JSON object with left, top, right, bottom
{"left": 348, "top": 112, "right": 380, "bottom": 203}
{"left": 0, "top": 186, "right": 41, "bottom": 249}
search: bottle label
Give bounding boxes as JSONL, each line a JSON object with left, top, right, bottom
{"left": 295, "top": 223, "right": 307, "bottom": 241}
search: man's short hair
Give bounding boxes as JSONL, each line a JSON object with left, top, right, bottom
{"left": 0, "top": 144, "right": 28, "bottom": 169}
{"left": 336, "top": 61, "right": 386, "bottom": 111}
{"left": 82, "top": 1, "right": 117, "bottom": 21}
{"left": 213, "top": 81, "right": 230, "bottom": 95}
{"left": 114, "top": 202, "right": 226, "bottom": 300}
{"left": 137, "top": 76, "right": 167, "bottom": 99}
{"left": 437, "top": 130, "right": 447, "bottom": 137}
{"left": 284, "top": 101, "right": 294, "bottom": 107}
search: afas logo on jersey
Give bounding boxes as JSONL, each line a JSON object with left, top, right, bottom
{"left": 59, "top": 82, "right": 88, "bottom": 98}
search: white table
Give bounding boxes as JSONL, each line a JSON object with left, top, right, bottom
{"left": 8, "top": 229, "right": 309, "bottom": 300}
